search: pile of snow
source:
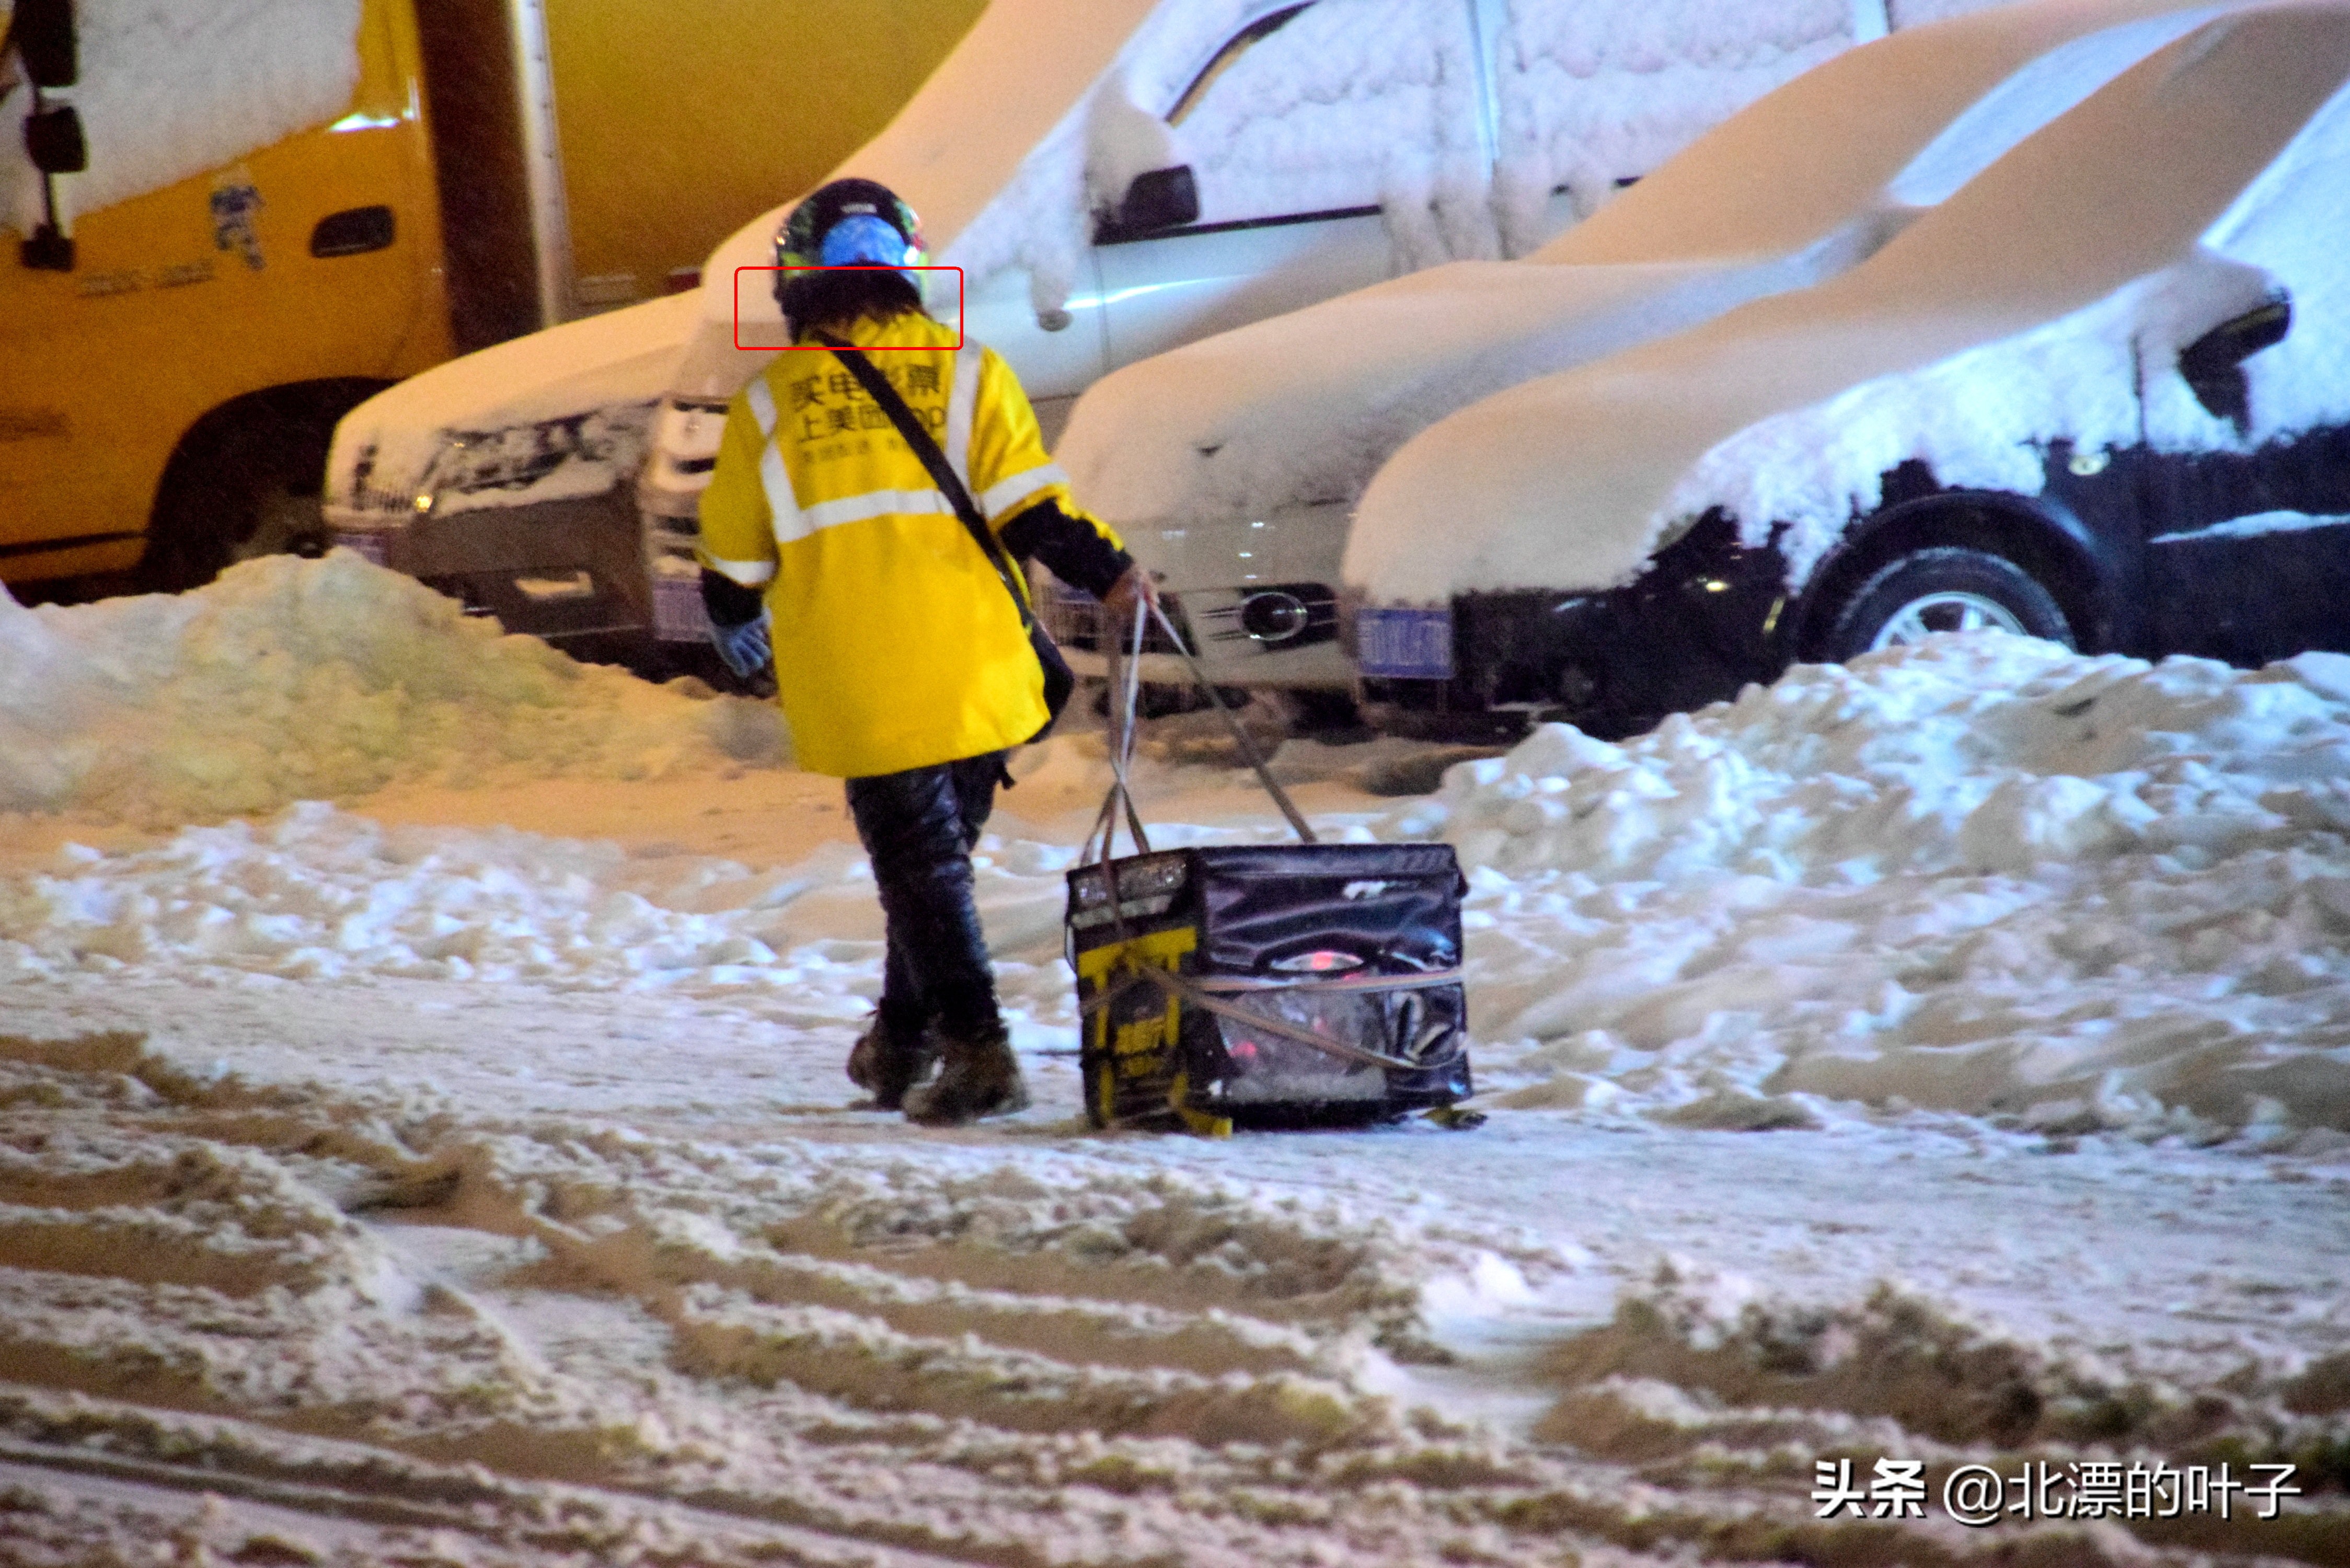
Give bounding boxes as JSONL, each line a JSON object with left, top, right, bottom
{"left": 1396, "top": 638, "right": 2350, "bottom": 883}
{"left": 7, "top": 613, "right": 2347, "bottom": 1143}
{"left": 1400, "top": 636, "right": 2350, "bottom": 1140}
{"left": 0, "top": 552, "right": 783, "bottom": 826}
{"left": 4, "top": 0, "right": 362, "bottom": 235}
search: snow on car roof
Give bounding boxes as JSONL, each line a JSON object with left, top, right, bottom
{"left": 1346, "top": 2, "right": 2350, "bottom": 604}
{"left": 1058, "top": 0, "right": 2226, "bottom": 536}
{"left": 700, "top": 0, "right": 1265, "bottom": 337}
{"left": 701, "top": 0, "right": 2008, "bottom": 344}
{"left": 1540, "top": 0, "right": 2227, "bottom": 265}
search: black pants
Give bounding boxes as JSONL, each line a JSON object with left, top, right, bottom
{"left": 844, "top": 752, "right": 1006, "bottom": 1042}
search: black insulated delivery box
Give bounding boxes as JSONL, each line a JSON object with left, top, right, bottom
{"left": 1067, "top": 842, "right": 1473, "bottom": 1133}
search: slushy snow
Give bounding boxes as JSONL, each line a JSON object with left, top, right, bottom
{"left": 2, "top": 556, "right": 2345, "bottom": 1563}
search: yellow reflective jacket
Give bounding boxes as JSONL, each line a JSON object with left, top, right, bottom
{"left": 697, "top": 310, "right": 1123, "bottom": 778}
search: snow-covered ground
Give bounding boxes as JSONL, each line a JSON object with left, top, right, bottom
{"left": 2, "top": 555, "right": 2345, "bottom": 1565}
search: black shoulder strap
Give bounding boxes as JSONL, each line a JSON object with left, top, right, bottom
{"left": 810, "top": 330, "right": 1038, "bottom": 632}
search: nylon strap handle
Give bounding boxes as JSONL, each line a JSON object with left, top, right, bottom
{"left": 1142, "top": 598, "right": 1318, "bottom": 845}
{"left": 1087, "top": 597, "right": 1153, "bottom": 866}
{"left": 1087, "top": 598, "right": 1317, "bottom": 859}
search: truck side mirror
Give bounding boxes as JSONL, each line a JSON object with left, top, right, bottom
{"left": 25, "top": 104, "right": 86, "bottom": 175}
{"left": 1100, "top": 165, "right": 1200, "bottom": 242}
{"left": 2179, "top": 296, "right": 2290, "bottom": 432}
{"left": 21, "top": 224, "right": 73, "bottom": 270}
{"left": 9, "top": 0, "right": 78, "bottom": 88}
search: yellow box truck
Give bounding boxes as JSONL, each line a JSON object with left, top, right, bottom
{"left": 0, "top": 0, "right": 981, "bottom": 599}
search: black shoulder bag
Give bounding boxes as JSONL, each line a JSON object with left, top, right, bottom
{"left": 813, "top": 331, "right": 1076, "bottom": 741}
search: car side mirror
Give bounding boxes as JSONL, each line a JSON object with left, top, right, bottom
{"left": 2179, "top": 296, "right": 2290, "bottom": 432}
{"left": 1123, "top": 165, "right": 1200, "bottom": 232}
{"left": 9, "top": 0, "right": 78, "bottom": 87}
{"left": 24, "top": 103, "right": 86, "bottom": 174}
{"left": 1097, "top": 165, "right": 1200, "bottom": 243}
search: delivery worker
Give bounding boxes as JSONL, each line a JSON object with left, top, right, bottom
{"left": 696, "top": 178, "right": 1154, "bottom": 1125}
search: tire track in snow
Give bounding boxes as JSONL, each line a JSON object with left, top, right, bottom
{"left": 0, "top": 1426, "right": 982, "bottom": 1567}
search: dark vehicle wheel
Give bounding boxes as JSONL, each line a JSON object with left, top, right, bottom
{"left": 138, "top": 384, "right": 385, "bottom": 594}
{"left": 1822, "top": 546, "right": 2073, "bottom": 659}
{"left": 141, "top": 424, "right": 335, "bottom": 593}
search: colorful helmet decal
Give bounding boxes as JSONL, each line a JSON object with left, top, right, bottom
{"left": 819, "top": 212, "right": 915, "bottom": 270}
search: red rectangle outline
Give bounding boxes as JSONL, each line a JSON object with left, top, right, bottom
{"left": 733, "top": 266, "right": 964, "bottom": 351}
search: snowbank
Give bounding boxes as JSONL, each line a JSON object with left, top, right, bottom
{"left": 7, "top": 610, "right": 2347, "bottom": 1143}
{"left": 1398, "top": 635, "right": 2350, "bottom": 1140}
{"left": 0, "top": 552, "right": 784, "bottom": 825}
{"left": 4, "top": 0, "right": 362, "bottom": 236}
{"left": 1397, "top": 637, "right": 2350, "bottom": 884}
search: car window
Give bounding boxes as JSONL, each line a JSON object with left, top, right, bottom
{"left": 1167, "top": 0, "right": 1480, "bottom": 227}
{"left": 1167, "top": 4, "right": 1312, "bottom": 128}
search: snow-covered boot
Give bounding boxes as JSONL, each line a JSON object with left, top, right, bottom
{"left": 846, "top": 1015, "right": 937, "bottom": 1111}
{"left": 903, "top": 1022, "right": 1029, "bottom": 1125}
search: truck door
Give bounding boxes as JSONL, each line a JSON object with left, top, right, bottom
{"left": 4, "top": 0, "right": 446, "bottom": 591}
{"left": 1, "top": 2, "right": 113, "bottom": 570}
{"left": 1093, "top": 0, "right": 1485, "bottom": 371}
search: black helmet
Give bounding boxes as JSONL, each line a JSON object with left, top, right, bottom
{"left": 775, "top": 178, "right": 925, "bottom": 274}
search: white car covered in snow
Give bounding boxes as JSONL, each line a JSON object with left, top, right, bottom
{"left": 1048, "top": 0, "right": 2237, "bottom": 702}
{"left": 1345, "top": 1, "right": 2350, "bottom": 739}
{"left": 323, "top": 0, "right": 1985, "bottom": 659}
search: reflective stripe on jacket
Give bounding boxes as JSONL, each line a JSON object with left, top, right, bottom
{"left": 696, "top": 309, "right": 1122, "bottom": 778}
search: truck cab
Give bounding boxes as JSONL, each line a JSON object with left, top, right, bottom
{"left": 1, "top": 0, "right": 452, "bottom": 595}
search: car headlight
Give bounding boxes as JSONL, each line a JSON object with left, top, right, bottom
{"left": 341, "top": 409, "right": 653, "bottom": 526}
